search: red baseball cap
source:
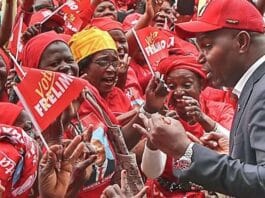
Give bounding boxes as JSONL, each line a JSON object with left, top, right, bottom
{"left": 175, "top": 0, "right": 264, "bottom": 36}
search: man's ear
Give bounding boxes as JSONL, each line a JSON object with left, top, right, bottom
{"left": 235, "top": 31, "right": 251, "bottom": 54}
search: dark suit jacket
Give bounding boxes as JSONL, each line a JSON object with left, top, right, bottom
{"left": 180, "top": 61, "right": 265, "bottom": 197}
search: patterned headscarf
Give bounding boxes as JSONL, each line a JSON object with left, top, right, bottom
{"left": 69, "top": 27, "right": 117, "bottom": 63}
{"left": 0, "top": 124, "right": 39, "bottom": 197}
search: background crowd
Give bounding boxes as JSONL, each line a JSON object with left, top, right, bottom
{"left": 0, "top": 0, "right": 264, "bottom": 197}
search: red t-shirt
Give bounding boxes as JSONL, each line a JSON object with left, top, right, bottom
{"left": 124, "top": 67, "right": 144, "bottom": 107}
{"left": 201, "top": 87, "right": 237, "bottom": 110}
{"left": 130, "top": 59, "right": 153, "bottom": 92}
{"left": 104, "top": 87, "right": 132, "bottom": 116}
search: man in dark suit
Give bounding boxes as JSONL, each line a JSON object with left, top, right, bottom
{"left": 85, "top": 139, "right": 115, "bottom": 186}
{"left": 134, "top": 0, "right": 265, "bottom": 197}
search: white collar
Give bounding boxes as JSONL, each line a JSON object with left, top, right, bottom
{"left": 233, "top": 55, "right": 265, "bottom": 98}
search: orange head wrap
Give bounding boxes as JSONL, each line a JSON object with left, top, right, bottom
{"left": 69, "top": 27, "right": 117, "bottom": 63}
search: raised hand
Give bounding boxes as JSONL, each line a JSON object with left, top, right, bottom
{"left": 21, "top": 24, "right": 42, "bottom": 44}
{"left": 38, "top": 135, "right": 93, "bottom": 198}
{"left": 118, "top": 53, "right": 131, "bottom": 75}
{"left": 100, "top": 170, "right": 148, "bottom": 198}
{"left": 133, "top": 113, "right": 191, "bottom": 159}
{"left": 144, "top": 73, "right": 169, "bottom": 113}
{"left": 181, "top": 96, "right": 203, "bottom": 124}
{"left": 146, "top": 0, "right": 155, "bottom": 19}
{"left": 65, "top": 126, "right": 98, "bottom": 197}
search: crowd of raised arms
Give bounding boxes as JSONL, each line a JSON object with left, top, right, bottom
{"left": 0, "top": 0, "right": 265, "bottom": 197}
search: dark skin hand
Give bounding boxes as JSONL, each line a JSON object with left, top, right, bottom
{"left": 0, "top": 0, "right": 16, "bottom": 46}
{"left": 39, "top": 135, "right": 96, "bottom": 198}
{"left": 133, "top": 113, "right": 191, "bottom": 159}
{"left": 100, "top": 170, "right": 148, "bottom": 198}
{"left": 122, "top": 73, "right": 169, "bottom": 150}
{"left": 200, "top": 132, "right": 229, "bottom": 154}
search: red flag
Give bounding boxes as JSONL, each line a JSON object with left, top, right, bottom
{"left": 60, "top": 0, "right": 85, "bottom": 33}
{"left": 133, "top": 27, "right": 175, "bottom": 69}
{"left": 15, "top": 68, "right": 86, "bottom": 131}
{"left": 8, "top": 15, "right": 27, "bottom": 60}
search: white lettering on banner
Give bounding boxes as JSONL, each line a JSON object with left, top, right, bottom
{"left": 34, "top": 73, "right": 74, "bottom": 117}
{"left": 35, "top": 71, "right": 54, "bottom": 98}
{"left": 66, "top": 1, "right": 78, "bottom": 10}
{"left": 2, "top": 127, "right": 24, "bottom": 144}
{"left": 0, "top": 152, "right": 16, "bottom": 175}
{"left": 145, "top": 37, "right": 175, "bottom": 56}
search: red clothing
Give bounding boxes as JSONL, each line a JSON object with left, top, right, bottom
{"left": 65, "top": 85, "right": 118, "bottom": 197}
{"left": 0, "top": 102, "right": 23, "bottom": 125}
{"left": 177, "top": 94, "right": 234, "bottom": 138}
{"left": 0, "top": 124, "right": 39, "bottom": 198}
{"left": 124, "top": 67, "right": 144, "bottom": 107}
{"left": 130, "top": 59, "right": 153, "bottom": 92}
{"left": 0, "top": 92, "right": 9, "bottom": 102}
{"left": 146, "top": 94, "right": 234, "bottom": 197}
{"left": 146, "top": 174, "right": 205, "bottom": 198}
{"left": 104, "top": 87, "right": 132, "bottom": 116}
{"left": 201, "top": 87, "right": 237, "bottom": 109}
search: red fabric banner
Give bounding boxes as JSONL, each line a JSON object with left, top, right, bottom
{"left": 15, "top": 68, "right": 86, "bottom": 131}
{"left": 133, "top": 26, "right": 175, "bottom": 68}
{"left": 8, "top": 16, "right": 27, "bottom": 60}
{"left": 60, "top": 0, "right": 86, "bottom": 33}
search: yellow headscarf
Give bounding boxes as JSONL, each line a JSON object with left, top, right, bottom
{"left": 69, "top": 27, "right": 117, "bottom": 63}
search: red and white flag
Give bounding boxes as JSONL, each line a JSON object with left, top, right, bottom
{"left": 8, "top": 14, "right": 27, "bottom": 60}
{"left": 132, "top": 26, "right": 175, "bottom": 74}
{"left": 59, "top": 0, "right": 86, "bottom": 33}
{"left": 14, "top": 68, "right": 86, "bottom": 132}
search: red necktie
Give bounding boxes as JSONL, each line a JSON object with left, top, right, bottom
{"left": 98, "top": 166, "right": 104, "bottom": 180}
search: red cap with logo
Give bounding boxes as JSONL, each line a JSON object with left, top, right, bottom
{"left": 175, "top": 0, "right": 264, "bottom": 35}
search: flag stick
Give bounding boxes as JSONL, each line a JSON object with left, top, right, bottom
{"left": 16, "top": 12, "right": 24, "bottom": 60}
{"left": 13, "top": 86, "right": 50, "bottom": 151}
{"left": 8, "top": 52, "right": 26, "bottom": 78}
{"left": 40, "top": 0, "right": 71, "bottom": 25}
{"left": 132, "top": 28, "right": 155, "bottom": 76}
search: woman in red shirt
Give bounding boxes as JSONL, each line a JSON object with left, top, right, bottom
{"left": 141, "top": 53, "right": 234, "bottom": 198}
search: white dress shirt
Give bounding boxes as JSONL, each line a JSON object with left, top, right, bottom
{"left": 233, "top": 55, "right": 265, "bottom": 98}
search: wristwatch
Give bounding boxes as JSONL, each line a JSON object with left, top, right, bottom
{"left": 173, "top": 142, "right": 194, "bottom": 171}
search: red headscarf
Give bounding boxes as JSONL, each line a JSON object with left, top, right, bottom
{"left": 90, "top": 16, "right": 124, "bottom": 32}
{"left": 0, "top": 102, "right": 23, "bottom": 125}
{"left": 21, "top": 31, "right": 68, "bottom": 68}
{"left": 157, "top": 54, "right": 207, "bottom": 79}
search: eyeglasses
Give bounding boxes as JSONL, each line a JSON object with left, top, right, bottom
{"left": 92, "top": 59, "right": 120, "bottom": 69}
